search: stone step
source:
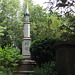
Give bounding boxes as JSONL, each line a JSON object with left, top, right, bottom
{"left": 15, "top": 60, "right": 36, "bottom": 71}
{"left": 14, "top": 55, "right": 36, "bottom": 75}
{"left": 16, "top": 64, "right": 35, "bottom": 71}
{"left": 22, "top": 60, "right": 36, "bottom": 64}
{"left": 16, "top": 60, "right": 36, "bottom": 65}
{"left": 23, "top": 55, "right": 31, "bottom": 60}
{"left": 14, "top": 71, "right": 34, "bottom": 75}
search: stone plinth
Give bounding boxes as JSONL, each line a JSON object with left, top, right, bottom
{"left": 55, "top": 41, "right": 75, "bottom": 75}
{"left": 14, "top": 56, "right": 36, "bottom": 75}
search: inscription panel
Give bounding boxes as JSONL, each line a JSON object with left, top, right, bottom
{"left": 22, "top": 40, "right": 31, "bottom": 55}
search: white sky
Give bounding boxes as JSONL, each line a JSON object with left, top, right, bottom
{"left": 20, "top": 0, "right": 49, "bottom": 8}
{"left": 32, "top": 0, "right": 49, "bottom": 7}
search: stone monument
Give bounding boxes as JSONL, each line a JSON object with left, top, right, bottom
{"left": 22, "top": 0, "right": 31, "bottom": 56}
{"left": 14, "top": 1, "right": 36, "bottom": 75}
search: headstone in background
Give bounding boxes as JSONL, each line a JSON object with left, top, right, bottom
{"left": 55, "top": 41, "right": 75, "bottom": 75}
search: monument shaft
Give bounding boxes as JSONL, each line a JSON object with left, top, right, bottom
{"left": 22, "top": 0, "right": 31, "bottom": 56}
{"left": 24, "top": 22, "right": 30, "bottom": 37}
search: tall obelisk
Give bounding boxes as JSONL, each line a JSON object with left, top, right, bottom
{"left": 22, "top": 0, "right": 31, "bottom": 56}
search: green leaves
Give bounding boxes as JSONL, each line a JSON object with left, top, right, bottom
{"left": 0, "top": 0, "right": 23, "bottom": 48}
{"left": 30, "top": 62, "right": 57, "bottom": 75}
{"left": 0, "top": 26, "right": 6, "bottom": 36}
{"left": 0, "top": 46, "right": 23, "bottom": 73}
{"left": 60, "top": 14, "right": 75, "bottom": 40}
{"left": 30, "top": 37, "right": 57, "bottom": 66}
{"left": 50, "top": 16, "right": 62, "bottom": 30}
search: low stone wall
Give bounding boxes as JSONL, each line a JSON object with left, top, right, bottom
{"left": 54, "top": 41, "right": 75, "bottom": 75}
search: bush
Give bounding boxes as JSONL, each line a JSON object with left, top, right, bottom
{"left": 30, "top": 62, "right": 57, "bottom": 75}
{"left": 0, "top": 46, "right": 23, "bottom": 74}
{"left": 30, "top": 37, "right": 57, "bottom": 66}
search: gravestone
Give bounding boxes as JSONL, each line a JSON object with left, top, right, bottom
{"left": 55, "top": 41, "right": 75, "bottom": 75}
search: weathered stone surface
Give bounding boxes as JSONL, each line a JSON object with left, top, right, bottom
{"left": 22, "top": 39, "right": 31, "bottom": 56}
{"left": 22, "top": 0, "right": 31, "bottom": 56}
{"left": 54, "top": 41, "right": 75, "bottom": 75}
{"left": 24, "top": 23, "right": 30, "bottom": 38}
{"left": 14, "top": 56, "right": 36, "bottom": 75}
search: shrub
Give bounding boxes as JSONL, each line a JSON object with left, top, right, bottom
{"left": 30, "top": 62, "right": 57, "bottom": 75}
{"left": 0, "top": 46, "right": 23, "bottom": 74}
{"left": 30, "top": 37, "right": 57, "bottom": 66}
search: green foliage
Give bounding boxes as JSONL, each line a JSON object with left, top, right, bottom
{"left": 0, "top": 26, "right": 5, "bottom": 36}
{"left": 28, "top": 3, "right": 62, "bottom": 40}
{"left": 29, "top": 4, "right": 48, "bottom": 40}
{"left": 46, "top": 0, "right": 75, "bottom": 15}
{"left": 30, "top": 62, "right": 57, "bottom": 75}
{"left": 0, "top": 31, "right": 12, "bottom": 49}
{"left": 47, "top": 12, "right": 62, "bottom": 38}
{"left": 30, "top": 37, "right": 57, "bottom": 66}
{"left": 0, "top": 0, "right": 74, "bottom": 51}
{"left": 0, "top": 0, "right": 23, "bottom": 49}
{"left": 0, "top": 46, "right": 23, "bottom": 74}
{"left": 60, "top": 14, "right": 75, "bottom": 40}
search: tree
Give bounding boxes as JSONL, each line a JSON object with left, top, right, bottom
{"left": 45, "top": 0, "right": 75, "bottom": 16}
{"left": 30, "top": 5, "right": 48, "bottom": 40}
{"left": 0, "top": 46, "right": 23, "bottom": 74}
{"left": 0, "top": 0, "right": 23, "bottom": 49}
{"left": 30, "top": 37, "right": 57, "bottom": 66}
{"left": 44, "top": 0, "right": 75, "bottom": 40}
{"left": 22, "top": 0, "right": 63, "bottom": 40}
{"left": 56, "top": 0, "right": 75, "bottom": 15}
{"left": 60, "top": 14, "right": 75, "bottom": 40}
{"left": 0, "top": 26, "right": 5, "bottom": 36}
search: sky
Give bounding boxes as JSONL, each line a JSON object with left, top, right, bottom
{"left": 32, "top": 0, "right": 49, "bottom": 7}
{"left": 20, "top": 0, "right": 75, "bottom": 15}
{"left": 20, "top": 0, "right": 49, "bottom": 8}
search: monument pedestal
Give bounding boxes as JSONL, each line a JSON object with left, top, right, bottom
{"left": 14, "top": 55, "right": 36, "bottom": 75}
{"left": 14, "top": 37, "right": 36, "bottom": 75}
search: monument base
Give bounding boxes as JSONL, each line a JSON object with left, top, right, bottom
{"left": 14, "top": 55, "right": 36, "bottom": 75}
